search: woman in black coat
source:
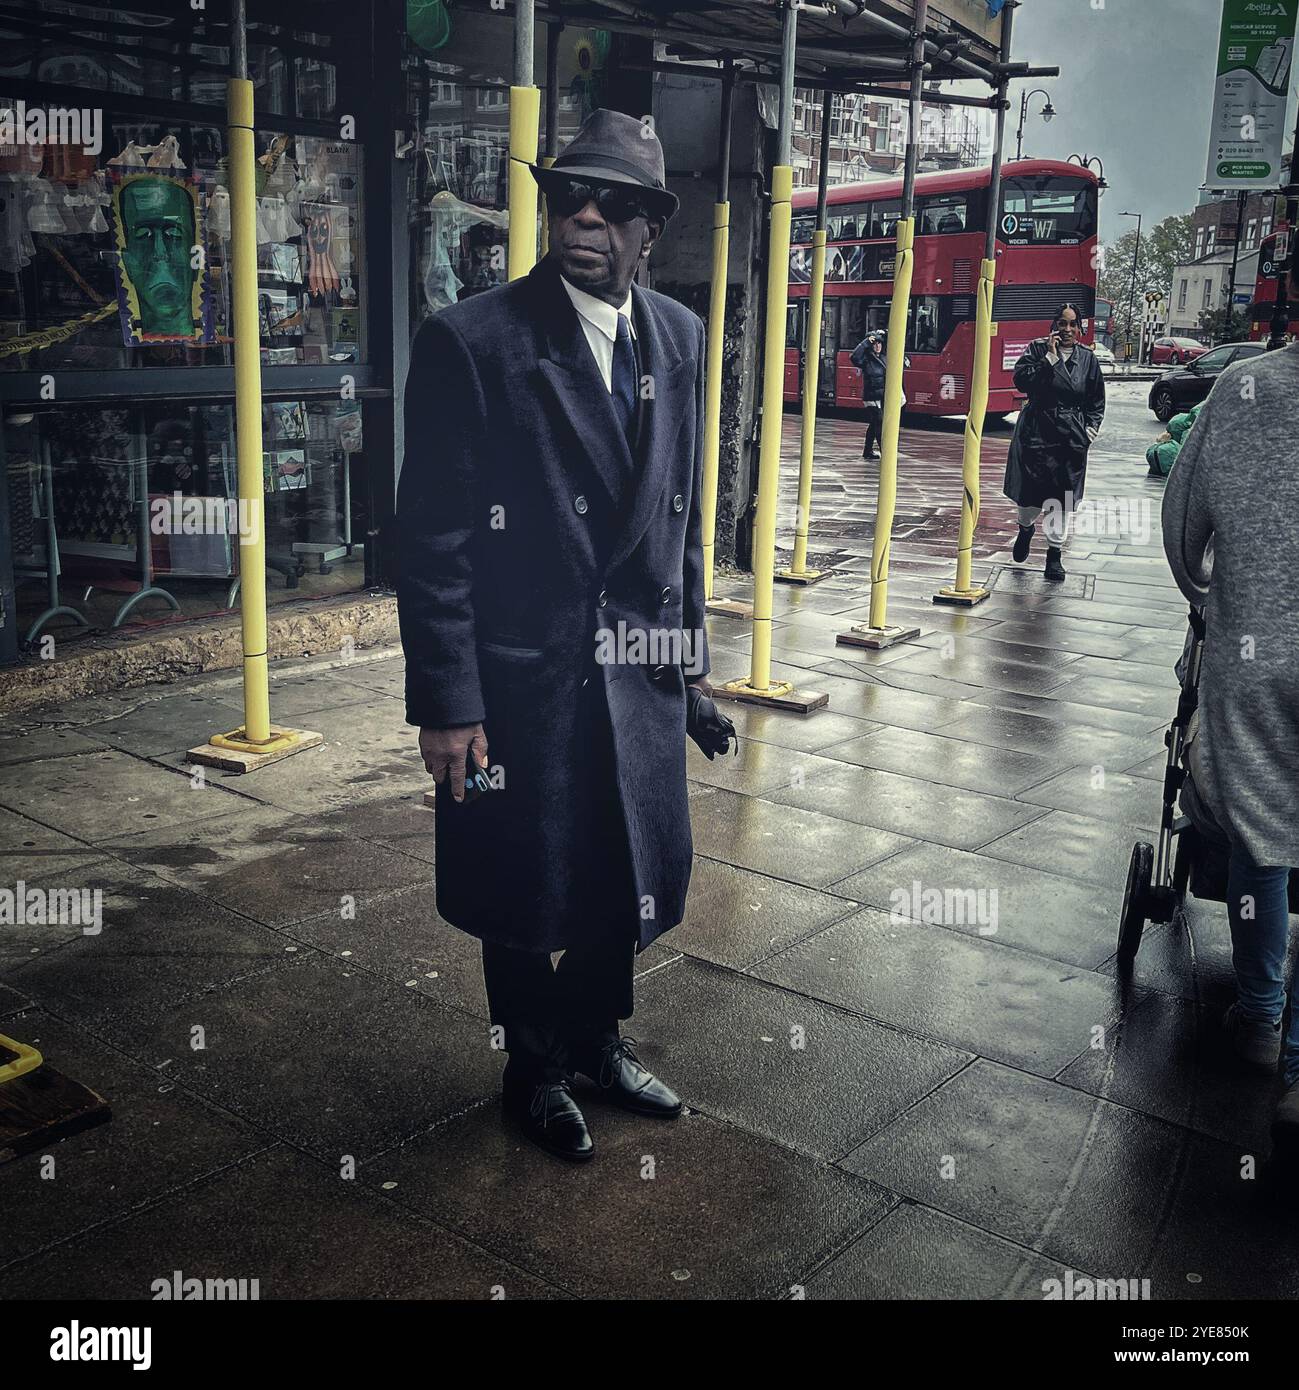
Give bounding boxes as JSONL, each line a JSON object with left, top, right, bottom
{"left": 1003, "top": 303, "right": 1106, "bottom": 581}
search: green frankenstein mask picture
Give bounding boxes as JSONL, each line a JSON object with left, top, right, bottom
{"left": 111, "top": 170, "right": 213, "bottom": 344}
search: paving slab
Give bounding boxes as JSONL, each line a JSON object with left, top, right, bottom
{"left": 933, "top": 705, "right": 1156, "bottom": 767}
{"left": 979, "top": 809, "right": 1162, "bottom": 886}
{"left": 832, "top": 841, "right": 1121, "bottom": 970}
{"left": 366, "top": 1103, "right": 893, "bottom": 1300}
{"left": 8, "top": 1145, "right": 564, "bottom": 1299}
{"left": 723, "top": 702, "right": 884, "bottom": 755}
{"left": 804, "top": 1200, "right": 1075, "bottom": 1300}
{"left": 0, "top": 726, "right": 111, "bottom": 765}
{"left": 0, "top": 806, "right": 106, "bottom": 880}
{"left": 0, "top": 1010, "right": 267, "bottom": 1269}
{"left": 753, "top": 908, "right": 1127, "bottom": 1077}
{"left": 632, "top": 956, "right": 970, "bottom": 1159}
{"left": 101, "top": 802, "right": 433, "bottom": 927}
{"left": 1057, "top": 990, "right": 1279, "bottom": 1151}
{"left": 0, "top": 747, "right": 244, "bottom": 843}
{"left": 3, "top": 861, "right": 294, "bottom": 1024}
{"left": 763, "top": 759, "right": 1044, "bottom": 851}
{"left": 125, "top": 955, "right": 502, "bottom": 1162}
{"left": 1014, "top": 764, "right": 1169, "bottom": 829}
{"left": 687, "top": 783, "right": 912, "bottom": 889}
{"left": 76, "top": 689, "right": 248, "bottom": 757}
{"left": 816, "top": 725, "right": 1058, "bottom": 797}
{"left": 839, "top": 1058, "right": 1198, "bottom": 1284}
{"left": 671, "top": 854, "right": 859, "bottom": 969}
{"left": 216, "top": 698, "right": 426, "bottom": 817}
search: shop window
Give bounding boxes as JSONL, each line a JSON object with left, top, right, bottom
{"left": 6, "top": 397, "right": 369, "bottom": 638}
{"left": 408, "top": 15, "right": 605, "bottom": 325}
{"left": 0, "top": 116, "right": 364, "bottom": 372}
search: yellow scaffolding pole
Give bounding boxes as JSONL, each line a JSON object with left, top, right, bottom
{"left": 780, "top": 226, "right": 825, "bottom": 583}
{"left": 935, "top": 256, "right": 997, "bottom": 606}
{"left": 701, "top": 198, "right": 730, "bottom": 602}
{"left": 187, "top": 65, "right": 320, "bottom": 772}
{"left": 508, "top": 85, "right": 541, "bottom": 282}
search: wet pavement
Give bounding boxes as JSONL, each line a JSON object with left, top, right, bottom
{"left": 2, "top": 379, "right": 1296, "bottom": 1300}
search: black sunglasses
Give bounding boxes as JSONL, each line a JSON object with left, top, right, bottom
{"left": 545, "top": 178, "right": 653, "bottom": 224}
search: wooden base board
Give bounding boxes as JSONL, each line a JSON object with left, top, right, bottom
{"left": 932, "top": 587, "right": 991, "bottom": 608}
{"left": 705, "top": 598, "right": 754, "bottom": 620}
{"left": 186, "top": 729, "right": 323, "bottom": 774}
{"left": 1, "top": 1054, "right": 111, "bottom": 1163}
{"left": 774, "top": 568, "right": 825, "bottom": 586}
{"left": 836, "top": 624, "right": 923, "bottom": 651}
{"left": 713, "top": 683, "right": 830, "bottom": 714}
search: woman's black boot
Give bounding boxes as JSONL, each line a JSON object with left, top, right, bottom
{"left": 1044, "top": 546, "right": 1066, "bottom": 582}
{"left": 1012, "top": 524, "right": 1035, "bottom": 563}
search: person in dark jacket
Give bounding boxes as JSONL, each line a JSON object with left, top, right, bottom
{"left": 1003, "top": 303, "right": 1106, "bottom": 581}
{"left": 850, "top": 331, "right": 886, "bottom": 458}
{"left": 396, "top": 110, "right": 732, "bottom": 1163}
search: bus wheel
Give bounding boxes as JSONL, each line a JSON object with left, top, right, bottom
{"left": 1153, "top": 389, "right": 1176, "bottom": 423}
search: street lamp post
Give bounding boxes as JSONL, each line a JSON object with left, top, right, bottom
{"left": 1067, "top": 153, "right": 1107, "bottom": 196}
{"left": 1120, "top": 209, "right": 1143, "bottom": 362}
{"left": 1015, "top": 87, "right": 1055, "bottom": 160}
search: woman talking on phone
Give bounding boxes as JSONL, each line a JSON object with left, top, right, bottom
{"left": 1003, "top": 303, "right": 1106, "bottom": 581}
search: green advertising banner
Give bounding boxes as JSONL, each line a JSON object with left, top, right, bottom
{"left": 1206, "top": 0, "right": 1299, "bottom": 189}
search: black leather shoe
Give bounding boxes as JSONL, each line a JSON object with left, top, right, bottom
{"left": 1044, "top": 545, "right": 1066, "bottom": 582}
{"left": 568, "top": 1035, "right": 683, "bottom": 1118}
{"left": 502, "top": 1069, "right": 595, "bottom": 1161}
{"left": 1012, "top": 523, "right": 1035, "bottom": 562}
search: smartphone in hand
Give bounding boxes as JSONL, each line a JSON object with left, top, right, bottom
{"left": 461, "top": 749, "right": 493, "bottom": 805}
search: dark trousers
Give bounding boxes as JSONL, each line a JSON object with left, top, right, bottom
{"left": 862, "top": 404, "right": 882, "bottom": 457}
{"left": 482, "top": 928, "right": 637, "bottom": 1078}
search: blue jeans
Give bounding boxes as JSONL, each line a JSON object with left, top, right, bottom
{"left": 1226, "top": 853, "right": 1299, "bottom": 1085}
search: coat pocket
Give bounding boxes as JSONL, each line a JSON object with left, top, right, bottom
{"left": 478, "top": 639, "right": 545, "bottom": 663}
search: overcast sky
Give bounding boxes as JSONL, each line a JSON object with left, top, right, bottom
{"left": 983, "top": 0, "right": 1298, "bottom": 244}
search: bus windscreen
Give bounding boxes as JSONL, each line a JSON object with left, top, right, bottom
{"left": 999, "top": 176, "right": 1097, "bottom": 247}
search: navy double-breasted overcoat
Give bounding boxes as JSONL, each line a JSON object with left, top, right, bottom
{"left": 396, "top": 257, "right": 708, "bottom": 954}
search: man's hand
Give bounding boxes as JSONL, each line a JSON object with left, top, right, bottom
{"left": 419, "top": 723, "right": 488, "bottom": 802}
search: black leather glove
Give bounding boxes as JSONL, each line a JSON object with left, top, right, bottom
{"left": 686, "top": 683, "right": 737, "bottom": 760}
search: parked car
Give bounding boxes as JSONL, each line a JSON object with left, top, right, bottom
{"left": 1092, "top": 342, "right": 1117, "bottom": 373}
{"left": 1150, "top": 336, "right": 1209, "bottom": 367}
{"left": 1147, "top": 341, "right": 1268, "bottom": 421}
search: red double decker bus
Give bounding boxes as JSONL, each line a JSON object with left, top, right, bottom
{"left": 1247, "top": 226, "right": 1297, "bottom": 341}
{"left": 784, "top": 158, "right": 1100, "bottom": 418}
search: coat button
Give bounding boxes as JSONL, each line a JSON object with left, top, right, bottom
{"left": 597, "top": 589, "right": 608, "bottom": 608}
{"left": 574, "top": 495, "right": 588, "bottom": 515}
{"left": 660, "top": 586, "right": 672, "bottom": 605}
{"left": 672, "top": 494, "right": 684, "bottom": 512}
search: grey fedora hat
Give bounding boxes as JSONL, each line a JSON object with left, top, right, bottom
{"left": 531, "top": 108, "right": 679, "bottom": 219}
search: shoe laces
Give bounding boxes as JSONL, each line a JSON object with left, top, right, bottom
{"left": 528, "top": 1077, "right": 573, "bottom": 1128}
{"left": 598, "top": 1035, "right": 640, "bottom": 1089}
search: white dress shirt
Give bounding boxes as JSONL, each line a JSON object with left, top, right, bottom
{"left": 560, "top": 274, "right": 635, "bottom": 393}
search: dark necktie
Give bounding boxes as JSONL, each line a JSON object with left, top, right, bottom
{"left": 611, "top": 314, "right": 637, "bottom": 442}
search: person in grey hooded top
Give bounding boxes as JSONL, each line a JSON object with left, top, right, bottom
{"left": 1162, "top": 320, "right": 1299, "bottom": 1143}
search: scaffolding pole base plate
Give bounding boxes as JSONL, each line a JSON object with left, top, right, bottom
{"left": 1, "top": 1038, "right": 111, "bottom": 1163}
{"left": 932, "top": 586, "right": 991, "bottom": 608}
{"left": 836, "top": 624, "right": 922, "bottom": 650}
{"left": 713, "top": 678, "right": 829, "bottom": 714}
{"left": 187, "top": 727, "right": 323, "bottom": 774}
{"left": 774, "top": 567, "right": 825, "bottom": 586}
{"left": 706, "top": 597, "right": 754, "bottom": 620}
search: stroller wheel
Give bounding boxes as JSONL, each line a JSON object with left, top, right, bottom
{"left": 1117, "top": 841, "right": 1155, "bottom": 965}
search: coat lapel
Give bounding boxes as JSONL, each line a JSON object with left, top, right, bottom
{"left": 530, "top": 259, "right": 633, "bottom": 507}
{"left": 604, "top": 283, "right": 691, "bottom": 573}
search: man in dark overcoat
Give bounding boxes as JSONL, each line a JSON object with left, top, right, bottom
{"left": 396, "top": 110, "right": 732, "bottom": 1162}
{"left": 1003, "top": 303, "right": 1106, "bottom": 581}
